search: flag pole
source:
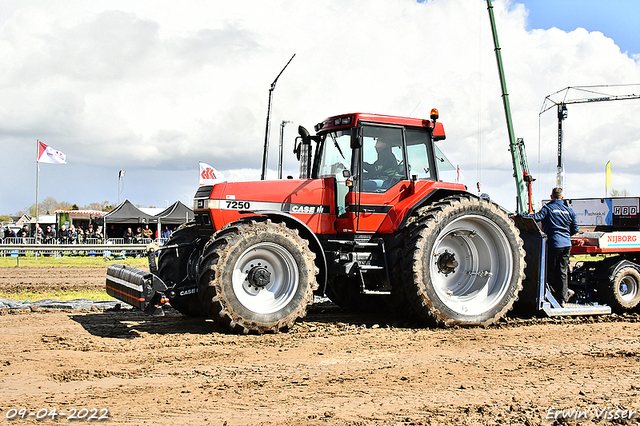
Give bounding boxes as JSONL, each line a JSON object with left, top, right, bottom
{"left": 35, "top": 140, "right": 40, "bottom": 257}
{"left": 35, "top": 140, "right": 39, "bottom": 224}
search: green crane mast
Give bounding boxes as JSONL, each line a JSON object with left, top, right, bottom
{"left": 486, "top": 0, "right": 534, "bottom": 214}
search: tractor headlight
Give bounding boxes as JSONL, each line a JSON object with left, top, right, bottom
{"left": 334, "top": 116, "right": 352, "bottom": 126}
{"left": 194, "top": 199, "right": 220, "bottom": 210}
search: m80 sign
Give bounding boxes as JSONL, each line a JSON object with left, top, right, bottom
{"left": 612, "top": 198, "right": 640, "bottom": 228}
{"left": 613, "top": 205, "right": 638, "bottom": 216}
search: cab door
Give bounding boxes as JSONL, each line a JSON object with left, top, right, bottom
{"left": 351, "top": 124, "right": 408, "bottom": 233}
{"left": 315, "top": 130, "right": 355, "bottom": 233}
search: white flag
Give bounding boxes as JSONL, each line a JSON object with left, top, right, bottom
{"left": 37, "top": 141, "right": 66, "bottom": 164}
{"left": 199, "top": 162, "right": 226, "bottom": 186}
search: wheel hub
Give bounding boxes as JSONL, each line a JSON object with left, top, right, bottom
{"left": 621, "top": 282, "right": 629, "bottom": 295}
{"left": 247, "top": 266, "right": 271, "bottom": 288}
{"left": 436, "top": 250, "right": 458, "bottom": 276}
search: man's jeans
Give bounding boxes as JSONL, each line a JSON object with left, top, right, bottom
{"left": 548, "top": 246, "right": 571, "bottom": 304}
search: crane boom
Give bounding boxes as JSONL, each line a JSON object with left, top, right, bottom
{"left": 486, "top": 0, "right": 533, "bottom": 214}
{"left": 540, "top": 85, "right": 640, "bottom": 114}
{"left": 540, "top": 85, "right": 640, "bottom": 189}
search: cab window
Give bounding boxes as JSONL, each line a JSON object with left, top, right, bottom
{"left": 405, "top": 128, "right": 435, "bottom": 180}
{"left": 361, "top": 126, "right": 406, "bottom": 193}
{"left": 433, "top": 143, "right": 456, "bottom": 182}
{"left": 318, "top": 130, "right": 352, "bottom": 216}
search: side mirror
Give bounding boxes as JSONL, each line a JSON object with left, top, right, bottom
{"left": 293, "top": 138, "right": 301, "bottom": 160}
{"left": 343, "top": 169, "right": 355, "bottom": 187}
{"left": 350, "top": 127, "right": 361, "bottom": 149}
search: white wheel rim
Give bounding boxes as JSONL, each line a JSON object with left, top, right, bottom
{"left": 232, "top": 242, "right": 299, "bottom": 314}
{"left": 619, "top": 275, "right": 639, "bottom": 302}
{"left": 429, "top": 214, "right": 513, "bottom": 316}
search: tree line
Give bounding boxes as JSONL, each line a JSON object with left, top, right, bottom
{"left": 5, "top": 197, "right": 115, "bottom": 219}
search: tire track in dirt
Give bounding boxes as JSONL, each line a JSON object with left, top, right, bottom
{"left": 1, "top": 266, "right": 639, "bottom": 425}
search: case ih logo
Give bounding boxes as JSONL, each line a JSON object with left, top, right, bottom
{"left": 607, "top": 234, "right": 638, "bottom": 244}
{"left": 290, "top": 205, "right": 328, "bottom": 214}
{"left": 613, "top": 206, "right": 638, "bottom": 216}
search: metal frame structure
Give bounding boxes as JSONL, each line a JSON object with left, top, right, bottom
{"left": 539, "top": 85, "right": 640, "bottom": 189}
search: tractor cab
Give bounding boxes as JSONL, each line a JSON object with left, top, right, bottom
{"left": 295, "top": 111, "right": 454, "bottom": 233}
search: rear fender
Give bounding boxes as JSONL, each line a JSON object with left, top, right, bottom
{"left": 397, "top": 188, "right": 470, "bottom": 230}
{"left": 607, "top": 259, "right": 640, "bottom": 281}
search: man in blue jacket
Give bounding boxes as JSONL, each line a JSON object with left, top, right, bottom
{"left": 522, "top": 187, "right": 579, "bottom": 306}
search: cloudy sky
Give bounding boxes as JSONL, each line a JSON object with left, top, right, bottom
{"left": 2, "top": 0, "right": 640, "bottom": 216}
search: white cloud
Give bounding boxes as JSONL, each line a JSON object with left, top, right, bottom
{"left": 1, "top": 0, "right": 640, "bottom": 215}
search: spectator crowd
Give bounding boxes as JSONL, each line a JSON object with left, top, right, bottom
{"left": 1, "top": 223, "right": 104, "bottom": 244}
{"left": 1, "top": 223, "right": 176, "bottom": 244}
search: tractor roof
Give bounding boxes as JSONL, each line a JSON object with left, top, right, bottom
{"left": 315, "top": 112, "right": 445, "bottom": 141}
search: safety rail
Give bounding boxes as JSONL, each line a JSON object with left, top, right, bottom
{"left": 3, "top": 237, "right": 38, "bottom": 245}
{"left": 0, "top": 241, "right": 166, "bottom": 257}
{"left": 1, "top": 237, "right": 161, "bottom": 245}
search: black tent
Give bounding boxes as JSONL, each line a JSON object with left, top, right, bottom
{"left": 96, "top": 199, "right": 157, "bottom": 239}
{"left": 98, "top": 199, "right": 157, "bottom": 225}
{"left": 156, "top": 201, "right": 194, "bottom": 226}
{"left": 96, "top": 199, "right": 194, "bottom": 240}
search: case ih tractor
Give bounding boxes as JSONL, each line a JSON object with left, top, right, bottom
{"left": 107, "top": 110, "right": 525, "bottom": 333}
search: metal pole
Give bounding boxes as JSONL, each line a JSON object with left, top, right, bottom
{"left": 261, "top": 89, "right": 274, "bottom": 180}
{"left": 556, "top": 103, "right": 566, "bottom": 189}
{"left": 118, "top": 170, "right": 125, "bottom": 205}
{"left": 486, "top": 0, "right": 529, "bottom": 214}
{"left": 35, "top": 140, "right": 39, "bottom": 224}
{"left": 278, "top": 120, "right": 292, "bottom": 179}
{"left": 261, "top": 54, "right": 296, "bottom": 180}
{"left": 35, "top": 140, "right": 39, "bottom": 258}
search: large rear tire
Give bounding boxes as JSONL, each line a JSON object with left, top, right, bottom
{"left": 157, "top": 223, "right": 206, "bottom": 317}
{"left": 401, "top": 196, "right": 525, "bottom": 326}
{"left": 197, "top": 219, "right": 318, "bottom": 334}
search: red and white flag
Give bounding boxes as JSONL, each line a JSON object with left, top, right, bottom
{"left": 456, "top": 165, "right": 463, "bottom": 183}
{"left": 37, "top": 141, "right": 66, "bottom": 164}
{"left": 199, "top": 162, "right": 226, "bottom": 186}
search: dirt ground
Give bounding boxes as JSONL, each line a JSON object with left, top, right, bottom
{"left": 1, "top": 266, "right": 639, "bottom": 425}
{"left": 0, "top": 266, "right": 115, "bottom": 293}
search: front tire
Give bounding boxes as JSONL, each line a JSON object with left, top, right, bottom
{"left": 602, "top": 266, "right": 640, "bottom": 312}
{"left": 401, "top": 196, "right": 525, "bottom": 326}
{"left": 197, "top": 219, "right": 318, "bottom": 334}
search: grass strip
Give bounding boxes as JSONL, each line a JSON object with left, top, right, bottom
{"left": 0, "top": 256, "right": 148, "bottom": 268}
{"left": 0, "top": 289, "right": 113, "bottom": 302}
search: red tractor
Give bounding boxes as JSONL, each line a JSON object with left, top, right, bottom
{"left": 107, "top": 110, "right": 525, "bottom": 333}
